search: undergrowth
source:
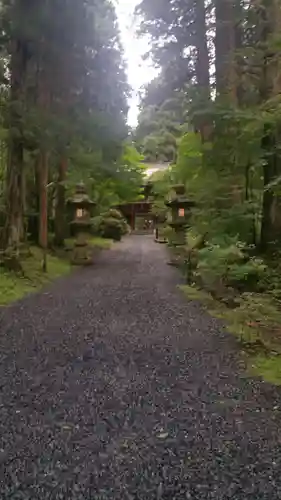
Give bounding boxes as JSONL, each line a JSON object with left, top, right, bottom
{"left": 0, "top": 237, "right": 113, "bottom": 306}
{"left": 65, "top": 236, "right": 113, "bottom": 250}
{"left": 0, "top": 247, "right": 70, "bottom": 306}
{"left": 180, "top": 284, "right": 281, "bottom": 385}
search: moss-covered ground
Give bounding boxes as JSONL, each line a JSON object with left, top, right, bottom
{"left": 0, "top": 247, "right": 70, "bottom": 305}
{"left": 0, "top": 237, "right": 113, "bottom": 306}
{"left": 180, "top": 284, "right": 281, "bottom": 385}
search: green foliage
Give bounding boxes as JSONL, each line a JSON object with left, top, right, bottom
{"left": 136, "top": 0, "right": 195, "bottom": 95}
{"left": 66, "top": 143, "right": 145, "bottom": 212}
{"left": 105, "top": 209, "right": 124, "bottom": 220}
{"left": 92, "top": 209, "right": 129, "bottom": 241}
{"left": 180, "top": 284, "right": 281, "bottom": 349}
{"left": 149, "top": 167, "right": 171, "bottom": 221}
{"left": 137, "top": 0, "right": 281, "bottom": 384}
{"left": 196, "top": 239, "right": 266, "bottom": 290}
{"left": 65, "top": 236, "right": 112, "bottom": 250}
{"left": 134, "top": 90, "right": 187, "bottom": 162}
{"left": 135, "top": 0, "right": 281, "bottom": 252}
{"left": 88, "top": 237, "right": 113, "bottom": 250}
{"left": 91, "top": 216, "right": 103, "bottom": 236}
{"left": 99, "top": 217, "right": 124, "bottom": 241}
{"left": 0, "top": 0, "right": 136, "bottom": 249}
{"left": 249, "top": 355, "right": 281, "bottom": 385}
{"left": 0, "top": 247, "right": 70, "bottom": 305}
{"left": 180, "top": 283, "right": 281, "bottom": 384}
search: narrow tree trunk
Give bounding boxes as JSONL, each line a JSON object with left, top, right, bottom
{"left": 4, "top": 40, "right": 27, "bottom": 248}
{"left": 5, "top": 145, "right": 25, "bottom": 247}
{"left": 195, "top": 0, "right": 210, "bottom": 93}
{"left": 36, "top": 46, "right": 51, "bottom": 260}
{"left": 194, "top": 0, "right": 211, "bottom": 141}
{"left": 38, "top": 151, "right": 48, "bottom": 250}
{"left": 54, "top": 156, "right": 67, "bottom": 247}
{"left": 259, "top": 0, "right": 281, "bottom": 251}
{"left": 34, "top": 157, "right": 40, "bottom": 215}
{"left": 260, "top": 131, "right": 281, "bottom": 250}
{"left": 245, "top": 164, "right": 250, "bottom": 201}
{"left": 234, "top": 0, "right": 244, "bottom": 104}
{"left": 215, "top": 0, "right": 237, "bottom": 102}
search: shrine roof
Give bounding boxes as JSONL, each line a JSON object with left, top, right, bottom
{"left": 116, "top": 200, "right": 151, "bottom": 207}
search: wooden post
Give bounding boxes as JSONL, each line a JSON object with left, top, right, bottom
{"left": 131, "top": 204, "right": 135, "bottom": 230}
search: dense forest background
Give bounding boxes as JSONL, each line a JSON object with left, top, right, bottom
{"left": 0, "top": 0, "right": 144, "bottom": 254}
{"left": 135, "top": 0, "right": 281, "bottom": 255}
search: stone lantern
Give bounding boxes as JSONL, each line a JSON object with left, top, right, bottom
{"left": 165, "top": 183, "right": 194, "bottom": 249}
{"left": 67, "top": 182, "right": 96, "bottom": 265}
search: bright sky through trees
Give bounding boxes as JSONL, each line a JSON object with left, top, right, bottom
{"left": 114, "top": 0, "right": 158, "bottom": 127}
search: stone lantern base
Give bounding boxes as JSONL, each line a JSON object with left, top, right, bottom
{"left": 71, "top": 230, "right": 92, "bottom": 266}
{"left": 154, "top": 224, "right": 167, "bottom": 244}
{"left": 167, "top": 244, "right": 187, "bottom": 268}
{"left": 169, "top": 224, "right": 186, "bottom": 246}
{"left": 166, "top": 223, "right": 187, "bottom": 266}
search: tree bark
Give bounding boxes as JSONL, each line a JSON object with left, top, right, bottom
{"left": 194, "top": 0, "right": 211, "bottom": 141}
{"left": 5, "top": 145, "right": 25, "bottom": 247}
{"left": 36, "top": 37, "right": 51, "bottom": 254}
{"left": 38, "top": 151, "right": 48, "bottom": 252}
{"left": 215, "top": 0, "right": 237, "bottom": 102}
{"left": 259, "top": 0, "right": 281, "bottom": 251}
{"left": 4, "top": 40, "right": 27, "bottom": 248}
{"left": 194, "top": 0, "right": 210, "bottom": 93}
{"left": 54, "top": 156, "right": 67, "bottom": 247}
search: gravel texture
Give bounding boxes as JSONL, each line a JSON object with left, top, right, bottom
{"left": 0, "top": 235, "right": 281, "bottom": 499}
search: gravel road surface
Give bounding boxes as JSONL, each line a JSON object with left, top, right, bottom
{"left": 0, "top": 236, "right": 281, "bottom": 499}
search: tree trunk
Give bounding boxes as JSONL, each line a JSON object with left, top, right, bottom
{"left": 4, "top": 40, "right": 27, "bottom": 248}
{"left": 215, "top": 0, "right": 237, "bottom": 102}
{"left": 194, "top": 0, "right": 211, "bottom": 141}
{"left": 54, "top": 156, "right": 67, "bottom": 247}
{"left": 38, "top": 151, "right": 48, "bottom": 252}
{"left": 259, "top": 0, "right": 281, "bottom": 251}
{"left": 195, "top": 0, "right": 210, "bottom": 93}
{"left": 5, "top": 146, "right": 25, "bottom": 248}
{"left": 36, "top": 41, "right": 51, "bottom": 256}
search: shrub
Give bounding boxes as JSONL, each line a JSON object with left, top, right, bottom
{"left": 100, "top": 217, "right": 124, "bottom": 241}
{"left": 195, "top": 237, "right": 266, "bottom": 291}
{"left": 91, "top": 209, "right": 129, "bottom": 241}
{"left": 91, "top": 215, "right": 103, "bottom": 236}
{"left": 105, "top": 209, "right": 124, "bottom": 220}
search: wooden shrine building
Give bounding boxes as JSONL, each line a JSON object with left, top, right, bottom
{"left": 116, "top": 183, "right": 154, "bottom": 232}
{"left": 115, "top": 163, "right": 170, "bottom": 232}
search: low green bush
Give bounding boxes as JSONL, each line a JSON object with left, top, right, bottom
{"left": 105, "top": 209, "right": 124, "bottom": 220}
{"left": 193, "top": 236, "right": 266, "bottom": 291}
{"left": 91, "top": 209, "right": 129, "bottom": 241}
{"left": 100, "top": 216, "right": 124, "bottom": 241}
{"left": 91, "top": 215, "right": 103, "bottom": 236}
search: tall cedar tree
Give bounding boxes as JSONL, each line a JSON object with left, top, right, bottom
{"left": 0, "top": 0, "right": 129, "bottom": 249}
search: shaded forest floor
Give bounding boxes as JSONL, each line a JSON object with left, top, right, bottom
{"left": 0, "top": 237, "right": 112, "bottom": 306}
{"left": 181, "top": 283, "right": 281, "bottom": 385}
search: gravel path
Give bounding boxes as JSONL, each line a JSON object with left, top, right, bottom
{"left": 0, "top": 235, "right": 281, "bottom": 499}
